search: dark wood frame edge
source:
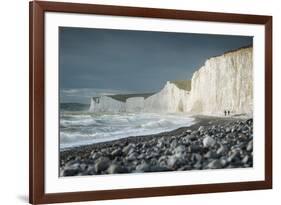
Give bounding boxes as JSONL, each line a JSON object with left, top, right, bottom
{"left": 29, "top": 1, "right": 272, "bottom": 204}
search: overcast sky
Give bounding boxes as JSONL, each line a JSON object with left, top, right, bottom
{"left": 59, "top": 27, "right": 252, "bottom": 103}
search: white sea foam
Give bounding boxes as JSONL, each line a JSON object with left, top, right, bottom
{"left": 60, "top": 112, "right": 195, "bottom": 149}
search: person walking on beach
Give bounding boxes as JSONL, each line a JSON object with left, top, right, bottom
{"left": 228, "top": 110, "right": 230, "bottom": 116}
{"left": 224, "top": 110, "right": 227, "bottom": 116}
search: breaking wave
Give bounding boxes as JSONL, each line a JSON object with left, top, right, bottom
{"left": 60, "top": 111, "right": 195, "bottom": 149}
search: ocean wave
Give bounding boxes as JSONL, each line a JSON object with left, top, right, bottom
{"left": 60, "top": 112, "right": 194, "bottom": 149}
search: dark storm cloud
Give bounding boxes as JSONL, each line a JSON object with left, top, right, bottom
{"left": 59, "top": 27, "right": 252, "bottom": 103}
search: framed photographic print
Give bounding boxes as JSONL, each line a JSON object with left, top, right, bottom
{"left": 29, "top": 1, "right": 272, "bottom": 204}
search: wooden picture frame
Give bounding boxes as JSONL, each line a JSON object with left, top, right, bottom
{"left": 29, "top": 1, "right": 272, "bottom": 204}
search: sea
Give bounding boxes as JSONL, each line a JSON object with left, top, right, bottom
{"left": 60, "top": 103, "right": 195, "bottom": 149}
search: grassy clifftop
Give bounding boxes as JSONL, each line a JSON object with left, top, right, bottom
{"left": 92, "top": 80, "right": 191, "bottom": 103}
{"left": 170, "top": 80, "right": 191, "bottom": 91}
{"left": 97, "top": 93, "right": 155, "bottom": 102}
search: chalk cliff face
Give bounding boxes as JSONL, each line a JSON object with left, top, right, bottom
{"left": 144, "top": 82, "right": 190, "bottom": 113}
{"left": 186, "top": 47, "right": 253, "bottom": 114}
{"left": 126, "top": 97, "right": 145, "bottom": 112}
{"left": 89, "top": 96, "right": 125, "bottom": 113}
{"left": 89, "top": 46, "right": 253, "bottom": 115}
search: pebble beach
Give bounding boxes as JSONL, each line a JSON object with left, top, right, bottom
{"left": 60, "top": 116, "right": 253, "bottom": 176}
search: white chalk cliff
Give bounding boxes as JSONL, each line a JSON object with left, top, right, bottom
{"left": 186, "top": 47, "right": 253, "bottom": 114}
{"left": 126, "top": 97, "right": 145, "bottom": 112}
{"left": 89, "top": 46, "right": 253, "bottom": 115}
{"left": 144, "top": 82, "right": 190, "bottom": 113}
{"left": 89, "top": 96, "right": 126, "bottom": 113}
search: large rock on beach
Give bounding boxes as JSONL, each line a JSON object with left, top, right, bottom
{"left": 107, "top": 164, "right": 128, "bottom": 174}
{"left": 136, "top": 161, "right": 150, "bottom": 172}
{"left": 94, "top": 157, "right": 110, "bottom": 173}
{"left": 206, "top": 160, "right": 223, "bottom": 169}
{"left": 203, "top": 135, "right": 216, "bottom": 148}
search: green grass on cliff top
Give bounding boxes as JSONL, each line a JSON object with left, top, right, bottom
{"left": 170, "top": 80, "right": 191, "bottom": 91}
{"left": 93, "top": 80, "right": 191, "bottom": 102}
